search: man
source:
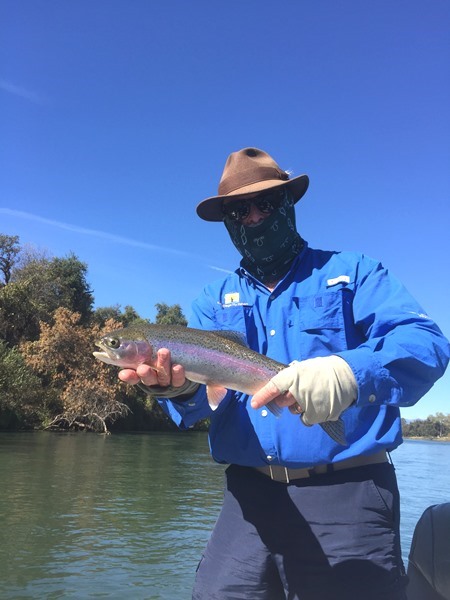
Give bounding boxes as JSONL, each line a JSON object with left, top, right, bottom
{"left": 119, "top": 148, "right": 450, "bottom": 599}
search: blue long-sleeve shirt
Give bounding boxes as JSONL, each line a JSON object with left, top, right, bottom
{"left": 158, "top": 243, "right": 449, "bottom": 467}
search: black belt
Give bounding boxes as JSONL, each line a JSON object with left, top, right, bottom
{"left": 254, "top": 450, "right": 388, "bottom": 483}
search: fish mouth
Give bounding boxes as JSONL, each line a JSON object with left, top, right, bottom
{"left": 93, "top": 342, "right": 120, "bottom": 365}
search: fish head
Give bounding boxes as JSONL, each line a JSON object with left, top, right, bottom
{"left": 93, "top": 331, "right": 153, "bottom": 369}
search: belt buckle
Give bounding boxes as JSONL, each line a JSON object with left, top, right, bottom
{"left": 269, "top": 465, "right": 290, "bottom": 483}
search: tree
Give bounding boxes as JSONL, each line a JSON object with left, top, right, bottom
{"left": 13, "top": 243, "right": 51, "bottom": 272}
{"left": 48, "top": 254, "right": 94, "bottom": 322}
{"left": 91, "top": 304, "right": 123, "bottom": 327}
{"left": 2, "top": 252, "right": 94, "bottom": 345}
{"left": 155, "top": 302, "right": 187, "bottom": 326}
{"left": 0, "top": 234, "right": 20, "bottom": 285}
{"left": 402, "top": 413, "right": 450, "bottom": 438}
{"left": 0, "top": 340, "right": 47, "bottom": 429}
{"left": 0, "top": 280, "right": 39, "bottom": 345}
{"left": 21, "top": 308, "right": 132, "bottom": 433}
{"left": 122, "top": 305, "right": 147, "bottom": 326}
{"left": 91, "top": 304, "right": 147, "bottom": 328}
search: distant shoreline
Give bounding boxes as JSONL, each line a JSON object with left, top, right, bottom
{"left": 404, "top": 436, "right": 450, "bottom": 442}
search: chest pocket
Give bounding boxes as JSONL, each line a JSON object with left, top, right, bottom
{"left": 212, "top": 303, "right": 264, "bottom": 350}
{"left": 287, "top": 290, "right": 347, "bottom": 356}
{"left": 212, "top": 304, "right": 253, "bottom": 335}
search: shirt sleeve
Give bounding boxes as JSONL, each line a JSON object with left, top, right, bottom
{"left": 337, "top": 257, "right": 450, "bottom": 408}
{"left": 156, "top": 288, "right": 218, "bottom": 429}
{"left": 156, "top": 384, "right": 212, "bottom": 430}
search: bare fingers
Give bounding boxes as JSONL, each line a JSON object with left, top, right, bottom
{"left": 118, "top": 369, "right": 141, "bottom": 385}
{"left": 118, "top": 349, "right": 186, "bottom": 389}
{"left": 171, "top": 364, "right": 186, "bottom": 387}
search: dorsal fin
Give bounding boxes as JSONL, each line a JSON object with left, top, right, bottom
{"left": 213, "top": 330, "right": 248, "bottom": 347}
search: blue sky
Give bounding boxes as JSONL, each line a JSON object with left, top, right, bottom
{"left": 1, "top": 0, "right": 449, "bottom": 419}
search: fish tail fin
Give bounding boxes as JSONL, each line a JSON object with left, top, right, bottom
{"left": 320, "top": 418, "right": 348, "bottom": 446}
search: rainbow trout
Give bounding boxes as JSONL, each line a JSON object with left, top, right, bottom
{"left": 93, "top": 324, "right": 347, "bottom": 445}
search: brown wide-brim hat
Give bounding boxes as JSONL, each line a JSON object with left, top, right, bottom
{"left": 196, "top": 147, "right": 309, "bottom": 222}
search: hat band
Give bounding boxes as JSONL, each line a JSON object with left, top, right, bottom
{"left": 219, "top": 166, "right": 289, "bottom": 196}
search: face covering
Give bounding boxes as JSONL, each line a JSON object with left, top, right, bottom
{"left": 224, "top": 188, "right": 304, "bottom": 284}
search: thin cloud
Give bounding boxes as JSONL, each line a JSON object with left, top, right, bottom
{"left": 208, "top": 265, "right": 234, "bottom": 274}
{"left": 0, "top": 208, "right": 232, "bottom": 273}
{"left": 0, "top": 79, "right": 46, "bottom": 104}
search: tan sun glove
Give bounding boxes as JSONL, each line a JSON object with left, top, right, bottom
{"left": 270, "top": 355, "right": 358, "bottom": 425}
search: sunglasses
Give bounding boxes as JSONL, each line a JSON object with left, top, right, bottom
{"left": 222, "top": 189, "right": 285, "bottom": 222}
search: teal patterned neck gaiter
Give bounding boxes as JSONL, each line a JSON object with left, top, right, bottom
{"left": 224, "top": 189, "right": 304, "bottom": 284}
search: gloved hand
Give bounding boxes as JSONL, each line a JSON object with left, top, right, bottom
{"left": 251, "top": 355, "right": 357, "bottom": 425}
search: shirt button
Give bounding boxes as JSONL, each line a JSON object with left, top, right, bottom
{"left": 368, "top": 394, "right": 376, "bottom": 403}
{"left": 266, "top": 455, "right": 273, "bottom": 461}
{"left": 261, "top": 409, "right": 268, "bottom": 417}
{"left": 269, "top": 329, "right": 276, "bottom": 336}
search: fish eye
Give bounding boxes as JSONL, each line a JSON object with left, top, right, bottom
{"left": 105, "top": 336, "right": 121, "bottom": 349}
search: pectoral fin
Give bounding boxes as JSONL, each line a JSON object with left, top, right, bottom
{"left": 206, "top": 385, "right": 228, "bottom": 410}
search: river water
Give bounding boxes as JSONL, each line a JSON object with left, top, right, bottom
{"left": 0, "top": 432, "right": 449, "bottom": 599}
